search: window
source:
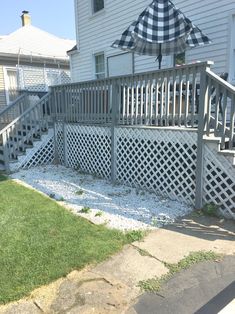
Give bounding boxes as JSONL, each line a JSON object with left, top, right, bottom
{"left": 94, "top": 53, "right": 105, "bottom": 79}
{"left": 92, "top": 0, "right": 104, "bottom": 14}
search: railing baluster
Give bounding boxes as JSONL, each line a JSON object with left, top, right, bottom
{"left": 184, "top": 67, "right": 190, "bottom": 127}
{"left": 229, "top": 94, "right": 235, "bottom": 149}
{"left": 178, "top": 68, "right": 183, "bottom": 127}
{"left": 221, "top": 88, "right": 227, "bottom": 149}
{"left": 155, "top": 78, "right": 159, "bottom": 126}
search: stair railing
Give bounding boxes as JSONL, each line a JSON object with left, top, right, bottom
{"left": 0, "top": 93, "right": 30, "bottom": 130}
{"left": 205, "top": 69, "right": 235, "bottom": 150}
{"left": 0, "top": 92, "right": 52, "bottom": 171}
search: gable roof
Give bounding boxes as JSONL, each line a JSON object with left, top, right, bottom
{"left": 0, "top": 25, "right": 75, "bottom": 61}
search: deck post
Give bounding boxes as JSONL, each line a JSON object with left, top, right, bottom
{"left": 195, "top": 62, "right": 212, "bottom": 209}
{"left": 2, "top": 132, "right": 10, "bottom": 173}
{"left": 111, "top": 79, "right": 119, "bottom": 182}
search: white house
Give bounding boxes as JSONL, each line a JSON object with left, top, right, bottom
{"left": 69, "top": 0, "right": 235, "bottom": 84}
{"left": 0, "top": 11, "right": 75, "bottom": 110}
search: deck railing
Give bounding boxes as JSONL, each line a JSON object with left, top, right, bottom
{"left": 205, "top": 69, "right": 235, "bottom": 150}
{"left": 0, "top": 94, "right": 29, "bottom": 130}
{"left": 51, "top": 62, "right": 213, "bottom": 128}
{"left": 0, "top": 92, "right": 52, "bottom": 171}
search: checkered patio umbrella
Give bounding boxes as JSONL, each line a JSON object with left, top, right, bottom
{"left": 111, "top": 0, "right": 211, "bottom": 69}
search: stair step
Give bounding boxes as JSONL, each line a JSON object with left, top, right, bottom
{"left": 203, "top": 135, "right": 230, "bottom": 143}
{"left": 218, "top": 149, "right": 235, "bottom": 157}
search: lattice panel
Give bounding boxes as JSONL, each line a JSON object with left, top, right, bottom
{"left": 18, "top": 66, "right": 71, "bottom": 92}
{"left": 203, "top": 144, "right": 235, "bottom": 219}
{"left": 65, "top": 125, "right": 111, "bottom": 179}
{"left": 116, "top": 128, "right": 198, "bottom": 205}
{"left": 55, "top": 123, "right": 64, "bottom": 164}
{"left": 9, "top": 129, "right": 55, "bottom": 172}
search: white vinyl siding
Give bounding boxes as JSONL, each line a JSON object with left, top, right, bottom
{"left": 0, "top": 66, "right": 7, "bottom": 110}
{"left": 73, "top": 0, "right": 172, "bottom": 82}
{"left": 72, "top": 0, "right": 235, "bottom": 82}
{"left": 174, "top": 0, "right": 235, "bottom": 78}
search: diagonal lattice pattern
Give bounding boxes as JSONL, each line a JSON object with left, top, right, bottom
{"left": 65, "top": 124, "right": 111, "bottom": 179}
{"left": 55, "top": 123, "right": 64, "bottom": 164}
{"left": 116, "top": 128, "right": 197, "bottom": 205}
{"left": 203, "top": 144, "right": 235, "bottom": 219}
{"left": 9, "top": 129, "right": 55, "bottom": 171}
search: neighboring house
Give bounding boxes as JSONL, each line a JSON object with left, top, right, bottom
{"left": 0, "top": 11, "right": 75, "bottom": 110}
{"left": 69, "top": 0, "right": 235, "bottom": 83}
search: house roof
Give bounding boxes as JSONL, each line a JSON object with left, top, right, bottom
{"left": 67, "top": 45, "right": 78, "bottom": 55}
{"left": 0, "top": 25, "right": 75, "bottom": 61}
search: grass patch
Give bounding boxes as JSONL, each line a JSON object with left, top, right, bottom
{"left": 0, "top": 173, "right": 7, "bottom": 182}
{"left": 126, "top": 230, "right": 146, "bottom": 242}
{"left": 138, "top": 251, "right": 222, "bottom": 292}
{"left": 0, "top": 178, "right": 132, "bottom": 304}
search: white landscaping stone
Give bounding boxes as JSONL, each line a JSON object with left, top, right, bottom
{"left": 10, "top": 165, "right": 192, "bottom": 231}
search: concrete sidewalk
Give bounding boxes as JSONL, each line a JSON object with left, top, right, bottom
{"left": 0, "top": 215, "right": 234, "bottom": 314}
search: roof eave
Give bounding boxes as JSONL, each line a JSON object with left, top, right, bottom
{"left": 0, "top": 52, "right": 70, "bottom": 67}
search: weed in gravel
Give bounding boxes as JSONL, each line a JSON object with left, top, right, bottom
{"left": 58, "top": 197, "right": 65, "bottom": 202}
{"left": 76, "top": 190, "right": 84, "bottom": 196}
{"left": 79, "top": 206, "right": 91, "bottom": 214}
{"left": 202, "top": 203, "right": 220, "bottom": 217}
{"left": 138, "top": 251, "right": 223, "bottom": 292}
{"left": 95, "top": 211, "right": 103, "bottom": 217}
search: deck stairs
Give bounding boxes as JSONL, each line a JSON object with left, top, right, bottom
{"left": 0, "top": 92, "right": 53, "bottom": 172}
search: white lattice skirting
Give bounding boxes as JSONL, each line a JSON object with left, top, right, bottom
{"left": 203, "top": 143, "right": 235, "bottom": 219}
{"left": 116, "top": 127, "right": 197, "bottom": 205}
{"left": 53, "top": 123, "right": 234, "bottom": 219}
{"left": 58, "top": 124, "right": 111, "bottom": 179}
{"left": 9, "top": 128, "right": 55, "bottom": 172}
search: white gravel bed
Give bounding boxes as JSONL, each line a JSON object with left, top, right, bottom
{"left": 10, "top": 165, "right": 193, "bottom": 231}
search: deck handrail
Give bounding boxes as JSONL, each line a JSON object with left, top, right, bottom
{"left": 0, "top": 94, "right": 29, "bottom": 128}
{"left": 0, "top": 92, "right": 52, "bottom": 171}
{"left": 0, "top": 92, "right": 52, "bottom": 136}
{"left": 205, "top": 69, "right": 235, "bottom": 150}
{"left": 51, "top": 62, "right": 213, "bottom": 128}
{"left": 52, "top": 61, "right": 213, "bottom": 88}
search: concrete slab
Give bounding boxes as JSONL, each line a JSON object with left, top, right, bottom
{"left": 92, "top": 245, "right": 168, "bottom": 289}
{"left": 134, "top": 256, "right": 235, "bottom": 314}
{"left": 134, "top": 218, "right": 235, "bottom": 264}
{"left": 0, "top": 301, "right": 41, "bottom": 314}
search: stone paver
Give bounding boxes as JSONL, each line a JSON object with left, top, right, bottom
{"left": 93, "top": 245, "right": 168, "bottom": 288}
{"left": 0, "top": 301, "right": 41, "bottom": 314}
{"left": 133, "top": 219, "right": 235, "bottom": 264}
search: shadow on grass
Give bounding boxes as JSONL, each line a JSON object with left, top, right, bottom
{"left": 163, "top": 213, "right": 235, "bottom": 242}
{"left": 0, "top": 173, "right": 8, "bottom": 182}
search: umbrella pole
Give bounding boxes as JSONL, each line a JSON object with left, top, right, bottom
{"left": 157, "top": 44, "right": 162, "bottom": 69}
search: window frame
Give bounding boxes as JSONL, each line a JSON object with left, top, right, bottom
{"left": 91, "top": 0, "right": 104, "bottom": 15}
{"left": 94, "top": 52, "right": 105, "bottom": 79}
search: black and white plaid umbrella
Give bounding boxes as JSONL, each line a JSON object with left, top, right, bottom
{"left": 111, "top": 0, "right": 211, "bottom": 68}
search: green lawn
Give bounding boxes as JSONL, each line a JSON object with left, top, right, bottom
{"left": 0, "top": 174, "right": 135, "bottom": 304}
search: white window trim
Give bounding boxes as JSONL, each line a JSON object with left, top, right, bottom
{"left": 90, "top": 0, "right": 105, "bottom": 18}
{"left": 93, "top": 51, "right": 106, "bottom": 79}
{"left": 3, "top": 66, "right": 18, "bottom": 105}
{"left": 228, "top": 11, "right": 235, "bottom": 84}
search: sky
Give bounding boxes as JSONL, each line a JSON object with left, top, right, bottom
{"left": 0, "top": 0, "right": 76, "bottom": 40}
